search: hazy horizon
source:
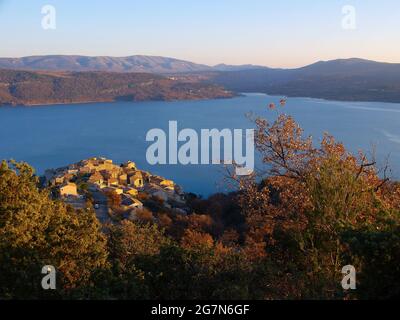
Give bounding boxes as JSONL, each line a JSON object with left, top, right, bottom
{"left": 0, "top": 54, "right": 399, "bottom": 69}
{"left": 1, "top": 0, "right": 400, "bottom": 68}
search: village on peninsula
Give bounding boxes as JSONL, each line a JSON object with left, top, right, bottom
{"left": 43, "top": 157, "right": 187, "bottom": 223}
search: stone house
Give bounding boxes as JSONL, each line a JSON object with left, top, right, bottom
{"left": 59, "top": 183, "right": 78, "bottom": 197}
{"left": 52, "top": 175, "right": 66, "bottom": 186}
{"left": 129, "top": 172, "right": 144, "bottom": 188}
{"left": 123, "top": 161, "right": 136, "bottom": 170}
{"left": 160, "top": 179, "right": 175, "bottom": 190}
{"left": 107, "top": 178, "right": 119, "bottom": 187}
{"left": 118, "top": 174, "right": 128, "bottom": 184}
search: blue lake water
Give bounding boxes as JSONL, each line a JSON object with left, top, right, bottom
{"left": 1, "top": 93, "right": 400, "bottom": 196}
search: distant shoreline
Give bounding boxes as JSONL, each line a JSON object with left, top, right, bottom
{"left": 242, "top": 92, "right": 400, "bottom": 105}
{"left": 0, "top": 95, "right": 237, "bottom": 108}
{"left": 3, "top": 92, "right": 400, "bottom": 108}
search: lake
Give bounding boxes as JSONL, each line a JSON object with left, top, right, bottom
{"left": 1, "top": 93, "right": 400, "bottom": 196}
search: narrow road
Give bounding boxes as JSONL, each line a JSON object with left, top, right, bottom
{"left": 91, "top": 190, "right": 111, "bottom": 224}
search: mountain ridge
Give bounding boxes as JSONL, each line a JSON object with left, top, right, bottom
{"left": 0, "top": 55, "right": 214, "bottom": 74}
{"left": 2, "top": 54, "right": 396, "bottom": 74}
{"left": 207, "top": 57, "right": 400, "bottom": 103}
{"left": 2, "top": 55, "right": 400, "bottom": 103}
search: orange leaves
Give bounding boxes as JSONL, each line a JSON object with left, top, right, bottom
{"left": 267, "top": 98, "right": 286, "bottom": 110}
{"left": 181, "top": 229, "right": 214, "bottom": 250}
{"left": 135, "top": 208, "right": 154, "bottom": 223}
{"left": 254, "top": 113, "right": 315, "bottom": 179}
{"left": 232, "top": 100, "right": 397, "bottom": 271}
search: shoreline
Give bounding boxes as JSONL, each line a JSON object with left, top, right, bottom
{"left": 242, "top": 92, "right": 400, "bottom": 105}
{"left": 3, "top": 92, "right": 400, "bottom": 108}
{"left": 0, "top": 94, "right": 237, "bottom": 108}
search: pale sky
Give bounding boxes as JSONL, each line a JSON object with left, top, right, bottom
{"left": 0, "top": 0, "right": 399, "bottom": 68}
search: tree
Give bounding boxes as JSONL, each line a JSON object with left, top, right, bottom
{"left": 229, "top": 104, "right": 400, "bottom": 299}
{"left": 0, "top": 161, "right": 108, "bottom": 299}
{"left": 106, "top": 221, "right": 171, "bottom": 299}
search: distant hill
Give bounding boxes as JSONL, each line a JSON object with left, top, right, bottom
{"left": 210, "top": 58, "right": 400, "bottom": 103}
{"left": 0, "top": 55, "right": 272, "bottom": 74}
{"left": 1, "top": 56, "right": 400, "bottom": 102}
{"left": 0, "top": 55, "right": 214, "bottom": 74}
{"left": 213, "top": 64, "right": 269, "bottom": 72}
{"left": 0, "top": 70, "right": 234, "bottom": 106}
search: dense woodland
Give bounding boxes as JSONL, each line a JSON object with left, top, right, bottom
{"left": 0, "top": 69, "right": 234, "bottom": 106}
{"left": 1, "top": 105, "right": 399, "bottom": 300}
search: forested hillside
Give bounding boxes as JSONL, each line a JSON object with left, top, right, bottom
{"left": 0, "top": 70, "right": 234, "bottom": 106}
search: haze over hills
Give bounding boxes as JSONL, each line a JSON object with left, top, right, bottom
{"left": 0, "top": 55, "right": 271, "bottom": 74}
{"left": 1, "top": 55, "right": 400, "bottom": 103}
{"left": 0, "top": 55, "right": 214, "bottom": 74}
{"left": 1, "top": 54, "right": 397, "bottom": 74}
{"left": 212, "top": 64, "right": 270, "bottom": 72}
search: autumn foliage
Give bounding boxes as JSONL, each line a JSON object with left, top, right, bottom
{"left": 230, "top": 104, "right": 400, "bottom": 298}
{"left": 1, "top": 103, "right": 400, "bottom": 299}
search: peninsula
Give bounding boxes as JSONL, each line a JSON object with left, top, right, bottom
{"left": 0, "top": 69, "right": 234, "bottom": 106}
